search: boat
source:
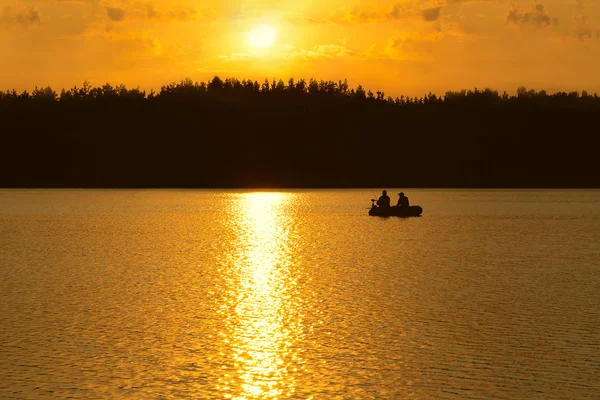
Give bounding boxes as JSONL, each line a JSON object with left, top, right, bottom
{"left": 369, "top": 204, "right": 423, "bottom": 217}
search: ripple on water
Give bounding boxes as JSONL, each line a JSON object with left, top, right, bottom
{"left": 0, "top": 189, "right": 599, "bottom": 399}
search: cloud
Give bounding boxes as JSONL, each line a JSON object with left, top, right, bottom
{"left": 574, "top": 16, "right": 600, "bottom": 41}
{"left": 445, "top": 0, "right": 494, "bottom": 3}
{"left": 288, "top": 2, "right": 447, "bottom": 25}
{"left": 218, "top": 32, "right": 474, "bottom": 63}
{"left": 82, "top": 29, "right": 165, "bottom": 62}
{"left": 219, "top": 18, "right": 474, "bottom": 64}
{"left": 380, "top": 26, "right": 472, "bottom": 61}
{"left": 218, "top": 41, "right": 359, "bottom": 62}
{"left": 146, "top": 3, "right": 203, "bottom": 21}
{"left": 572, "top": 0, "right": 584, "bottom": 9}
{"left": 422, "top": 7, "right": 442, "bottom": 22}
{"left": 17, "top": 9, "right": 41, "bottom": 24}
{"left": 382, "top": 33, "right": 440, "bottom": 61}
{"left": 217, "top": 52, "right": 253, "bottom": 61}
{"left": 0, "top": 6, "right": 41, "bottom": 25}
{"left": 106, "top": 7, "right": 125, "bottom": 22}
{"left": 298, "top": 43, "right": 356, "bottom": 59}
{"left": 506, "top": 4, "right": 558, "bottom": 28}
{"left": 575, "top": 27, "right": 595, "bottom": 40}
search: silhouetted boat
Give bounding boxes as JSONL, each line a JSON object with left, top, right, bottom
{"left": 369, "top": 205, "right": 423, "bottom": 217}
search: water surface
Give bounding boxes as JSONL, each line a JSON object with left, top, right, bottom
{"left": 1, "top": 190, "right": 599, "bottom": 399}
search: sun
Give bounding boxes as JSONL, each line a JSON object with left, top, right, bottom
{"left": 248, "top": 24, "right": 276, "bottom": 49}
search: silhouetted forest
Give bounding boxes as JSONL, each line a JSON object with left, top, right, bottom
{"left": 1, "top": 77, "right": 599, "bottom": 188}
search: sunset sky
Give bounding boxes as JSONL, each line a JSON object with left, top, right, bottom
{"left": 2, "top": 0, "right": 599, "bottom": 96}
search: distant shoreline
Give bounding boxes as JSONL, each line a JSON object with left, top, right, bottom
{"left": 2, "top": 77, "right": 599, "bottom": 189}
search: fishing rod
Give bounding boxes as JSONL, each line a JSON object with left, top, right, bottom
{"left": 368, "top": 189, "right": 378, "bottom": 209}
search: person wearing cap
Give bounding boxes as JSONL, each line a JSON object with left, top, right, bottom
{"left": 397, "top": 192, "right": 410, "bottom": 208}
{"left": 377, "top": 190, "right": 391, "bottom": 208}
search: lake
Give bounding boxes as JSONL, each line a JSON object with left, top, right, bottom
{"left": 1, "top": 189, "right": 599, "bottom": 399}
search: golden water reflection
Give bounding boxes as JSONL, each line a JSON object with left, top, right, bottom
{"left": 219, "top": 193, "right": 303, "bottom": 399}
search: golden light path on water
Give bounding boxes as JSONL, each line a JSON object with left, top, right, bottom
{"left": 218, "top": 192, "right": 303, "bottom": 399}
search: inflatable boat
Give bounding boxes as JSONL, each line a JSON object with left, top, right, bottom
{"left": 369, "top": 204, "right": 423, "bottom": 217}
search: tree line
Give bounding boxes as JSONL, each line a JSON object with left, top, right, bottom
{"left": 1, "top": 77, "right": 599, "bottom": 188}
{"left": 2, "top": 77, "right": 600, "bottom": 107}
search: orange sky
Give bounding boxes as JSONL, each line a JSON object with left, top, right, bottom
{"left": 1, "top": 0, "right": 599, "bottom": 96}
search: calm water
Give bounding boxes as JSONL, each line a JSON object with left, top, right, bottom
{"left": 1, "top": 190, "right": 599, "bottom": 399}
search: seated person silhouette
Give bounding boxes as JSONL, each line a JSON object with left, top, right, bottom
{"left": 377, "top": 190, "right": 391, "bottom": 208}
{"left": 397, "top": 192, "right": 410, "bottom": 208}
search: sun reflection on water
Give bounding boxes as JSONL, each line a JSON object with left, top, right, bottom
{"left": 219, "top": 192, "right": 302, "bottom": 399}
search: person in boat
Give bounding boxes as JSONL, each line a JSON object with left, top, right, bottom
{"left": 377, "top": 190, "right": 391, "bottom": 208}
{"left": 397, "top": 192, "right": 410, "bottom": 208}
